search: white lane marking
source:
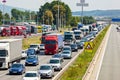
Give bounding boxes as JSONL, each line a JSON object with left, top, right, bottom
{"left": 95, "top": 25, "right": 112, "bottom": 80}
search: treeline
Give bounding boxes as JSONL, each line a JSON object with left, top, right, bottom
{"left": 37, "top": 1, "right": 72, "bottom": 27}
{"left": 0, "top": 1, "right": 96, "bottom": 27}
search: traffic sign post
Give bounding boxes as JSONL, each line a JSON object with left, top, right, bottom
{"left": 84, "top": 42, "right": 94, "bottom": 53}
{"left": 76, "top": 0, "right": 88, "bottom": 24}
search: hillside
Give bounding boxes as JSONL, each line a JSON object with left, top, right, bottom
{"left": 72, "top": 10, "right": 120, "bottom": 17}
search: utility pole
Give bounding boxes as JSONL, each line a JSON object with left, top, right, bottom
{"left": 76, "top": 0, "right": 88, "bottom": 24}
{"left": 57, "top": 0, "right": 60, "bottom": 30}
{"left": 2, "top": 0, "right": 6, "bottom": 25}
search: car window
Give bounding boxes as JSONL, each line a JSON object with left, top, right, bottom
{"left": 40, "top": 65, "right": 51, "bottom": 70}
{"left": 11, "top": 64, "right": 22, "bottom": 68}
{"left": 25, "top": 73, "right": 37, "bottom": 77}
{"left": 49, "top": 60, "right": 59, "bottom": 63}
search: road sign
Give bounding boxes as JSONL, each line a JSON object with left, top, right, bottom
{"left": 84, "top": 42, "right": 94, "bottom": 53}
{"left": 112, "top": 18, "right": 120, "bottom": 22}
{"left": 76, "top": 3, "right": 89, "bottom": 6}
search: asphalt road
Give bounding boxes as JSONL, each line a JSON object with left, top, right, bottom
{"left": 98, "top": 24, "right": 120, "bottom": 80}
{"left": 0, "top": 49, "right": 82, "bottom": 80}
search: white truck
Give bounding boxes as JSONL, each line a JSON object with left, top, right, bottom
{"left": 0, "top": 39, "right": 22, "bottom": 69}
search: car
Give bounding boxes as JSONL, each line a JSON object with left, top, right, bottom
{"left": 70, "top": 43, "right": 78, "bottom": 52}
{"left": 80, "top": 37, "right": 88, "bottom": 45}
{"left": 39, "top": 44, "right": 45, "bottom": 50}
{"left": 25, "top": 55, "right": 39, "bottom": 66}
{"left": 76, "top": 40, "right": 84, "bottom": 49}
{"left": 27, "top": 48, "right": 36, "bottom": 56}
{"left": 63, "top": 46, "right": 71, "bottom": 51}
{"left": 29, "top": 44, "right": 40, "bottom": 53}
{"left": 48, "top": 58, "right": 62, "bottom": 71}
{"left": 21, "top": 50, "right": 27, "bottom": 59}
{"left": 23, "top": 71, "right": 40, "bottom": 80}
{"left": 39, "top": 44, "right": 45, "bottom": 54}
{"left": 61, "top": 50, "right": 72, "bottom": 59}
{"left": 9, "top": 63, "right": 25, "bottom": 75}
{"left": 52, "top": 53, "right": 64, "bottom": 62}
{"left": 39, "top": 64, "right": 54, "bottom": 78}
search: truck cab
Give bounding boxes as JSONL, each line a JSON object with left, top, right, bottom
{"left": 45, "top": 34, "right": 63, "bottom": 55}
{"left": 64, "top": 31, "right": 76, "bottom": 45}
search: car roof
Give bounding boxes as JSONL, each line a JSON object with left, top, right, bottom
{"left": 40, "top": 64, "right": 51, "bottom": 66}
{"left": 50, "top": 58, "right": 60, "bottom": 60}
{"left": 25, "top": 71, "right": 38, "bottom": 73}
{"left": 63, "top": 46, "right": 71, "bottom": 48}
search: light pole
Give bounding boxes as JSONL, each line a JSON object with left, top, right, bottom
{"left": 2, "top": 0, "right": 6, "bottom": 25}
{"left": 57, "top": 0, "right": 60, "bottom": 30}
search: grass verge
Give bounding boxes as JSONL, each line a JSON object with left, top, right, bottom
{"left": 22, "top": 36, "right": 40, "bottom": 50}
{"left": 60, "top": 25, "right": 110, "bottom": 80}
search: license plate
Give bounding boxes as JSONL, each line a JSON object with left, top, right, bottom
{"left": 13, "top": 71, "right": 17, "bottom": 73}
{"left": 28, "top": 63, "right": 33, "bottom": 64}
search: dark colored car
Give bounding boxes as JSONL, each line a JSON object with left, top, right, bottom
{"left": 25, "top": 55, "right": 39, "bottom": 66}
{"left": 70, "top": 43, "right": 78, "bottom": 52}
{"left": 76, "top": 40, "right": 84, "bottom": 49}
{"left": 27, "top": 48, "right": 36, "bottom": 56}
{"left": 9, "top": 63, "right": 25, "bottom": 75}
{"left": 52, "top": 53, "right": 64, "bottom": 62}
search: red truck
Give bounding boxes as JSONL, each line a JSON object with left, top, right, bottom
{"left": 45, "top": 33, "right": 63, "bottom": 55}
{"left": 1, "top": 27, "right": 10, "bottom": 36}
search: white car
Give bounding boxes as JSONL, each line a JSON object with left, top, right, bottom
{"left": 48, "top": 58, "right": 62, "bottom": 71}
{"left": 29, "top": 44, "right": 40, "bottom": 53}
{"left": 39, "top": 64, "right": 54, "bottom": 78}
{"left": 22, "top": 50, "right": 27, "bottom": 58}
{"left": 23, "top": 71, "right": 40, "bottom": 80}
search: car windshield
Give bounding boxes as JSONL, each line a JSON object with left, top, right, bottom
{"left": 27, "top": 49, "right": 34, "bottom": 53}
{"left": 53, "top": 54, "right": 61, "bottom": 58}
{"left": 62, "top": 51, "right": 70, "bottom": 54}
{"left": 81, "top": 38, "right": 87, "bottom": 42}
{"left": 24, "top": 73, "right": 37, "bottom": 77}
{"left": 74, "top": 32, "right": 81, "bottom": 34}
{"left": 27, "top": 56, "right": 36, "bottom": 59}
{"left": 49, "top": 60, "right": 59, "bottom": 63}
{"left": 40, "top": 44, "right": 44, "bottom": 47}
{"left": 45, "top": 40, "right": 56, "bottom": 44}
{"left": 71, "top": 44, "right": 77, "bottom": 47}
{"left": 64, "top": 35, "right": 72, "bottom": 40}
{"left": 30, "top": 45, "right": 38, "bottom": 48}
{"left": 11, "top": 64, "right": 22, "bottom": 68}
{"left": 63, "top": 47, "right": 70, "bottom": 51}
{"left": 40, "top": 65, "right": 51, "bottom": 70}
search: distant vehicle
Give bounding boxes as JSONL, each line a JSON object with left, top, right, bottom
{"left": 85, "top": 33, "right": 94, "bottom": 41}
{"left": 39, "top": 44, "right": 45, "bottom": 50}
{"left": 45, "top": 33, "right": 63, "bottom": 55}
{"left": 27, "top": 48, "right": 36, "bottom": 56}
{"left": 63, "top": 46, "right": 72, "bottom": 51}
{"left": 80, "top": 37, "right": 88, "bottom": 45}
{"left": 72, "top": 27, "right": 77, "bottom": 31}
{"left": 61, "top": 50, "right": 72, "bottom": 59}
{"left": 9, "top": 63, "right": 25, "bottom": 75}
{"left": 23, "top": 71, "right": 40, "bottom": 80}
{"left": 0, "top": 39, "right": 22, "bottom": 69}
{"left": 76, "top": 40, "right": 84, "bottom": 49}
{"left": 22, "top": 50, "right": 27, "bottom": 58}
{"left": 70, "top": 43, "right": 78, "bottom": 52}
{"left": 74, "top": 30, "right": 83, "bottom": 40}
{"left": 52, "top": 53, "right": 64, "bottom": 62}
{"left": 92, "top": 28, "right": 98, "bottom": 34}
{"left": 64, "top": 31, "right": 76, "bottom": 45}
{"left": 25, "top": 55, "right": 39, "bottom": 66}
{"left": 29, "top": 44, "right": 40, "bottom": 53}
{"left": 48, "top": 58, "right": 62, "bottom": 71}
{"left": 39, "top": 64, "right": 54, "bottom": 78}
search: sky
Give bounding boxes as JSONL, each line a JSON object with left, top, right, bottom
{"left": 0, "top": 0, "right": 120, "bottom": 12}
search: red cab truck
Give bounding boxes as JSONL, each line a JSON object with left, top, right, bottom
{"left": 45, "top": 33, "right": 63, "bottom": 55}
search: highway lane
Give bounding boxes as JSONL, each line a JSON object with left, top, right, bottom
{"left": 0, "top": 49, "right": 82, "bottom": 80}
{"left": 98, "top": 24, "right": 120, "bottom": 80}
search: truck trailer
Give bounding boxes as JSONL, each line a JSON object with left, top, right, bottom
{"left": 45, "top": 33, "right": 63, "bottom": 55}
{"left": 0, "top": 39, "right": 22, "bottom": 69}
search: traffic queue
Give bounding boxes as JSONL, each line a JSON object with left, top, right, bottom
{"left": 0, "top": 23, "right": 107, "bottom": 80}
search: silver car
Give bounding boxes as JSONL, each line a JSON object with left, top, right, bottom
{"left": 61, "top": 50, "right": 72, "bottom": 59}
{"left": 39, "top": 64, "right": 54, "bottom": 78}
{"left": 48, "top": 58, "right": 62, "bottom": 71}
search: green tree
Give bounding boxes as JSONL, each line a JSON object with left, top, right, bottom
{"left": 4, "top": 13, "right": 10, "bottom": 20}
{"left": 70, "top": 17, "right": 77, "bottom": 27}
{"left": 44, "top": 10, "right": 54, "bottom": 25}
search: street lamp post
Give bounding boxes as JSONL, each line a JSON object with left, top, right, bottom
{"left": 2, "top": 0, "right": 6, "bottom": 25}
{"left": 57, "top": 0, "right": 60, "bottom": 30}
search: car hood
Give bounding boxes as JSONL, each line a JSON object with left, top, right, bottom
{"left": 49, "top": 63, "right": 60, "bottom": 66}
{"left": 26, "top": 59, "right": 36, "bottom": 62}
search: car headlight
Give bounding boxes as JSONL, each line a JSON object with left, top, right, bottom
{"left": 18, "top": 69, "right": 22, "bottom": 72}
{"left": 47, "top": 71, "right": 51, "bottom": 75}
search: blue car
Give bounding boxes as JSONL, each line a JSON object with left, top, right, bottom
{"left": 25, "top": 55, "right": 39, "bottom": 66}
{"left": 27, "top": 48, "right": 36, "bottom": 56}
{"left": 9, "top": 63, "right": 26, "bottom": 75}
